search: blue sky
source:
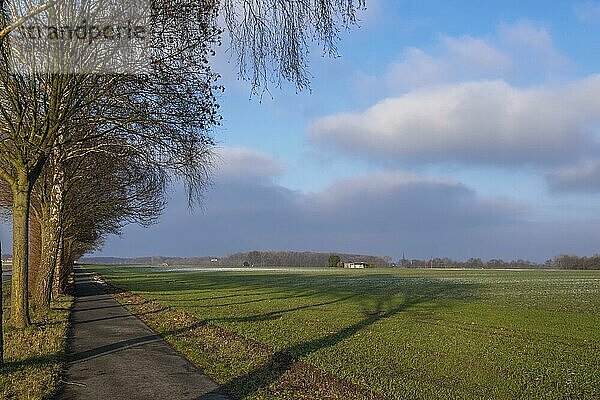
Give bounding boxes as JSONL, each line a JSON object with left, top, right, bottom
{"left": 4, "top": 0, "right": 600, "bottom": 262}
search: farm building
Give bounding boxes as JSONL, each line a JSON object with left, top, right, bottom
{"left": 343, "top": 262, "right": 369, "bottom": 269}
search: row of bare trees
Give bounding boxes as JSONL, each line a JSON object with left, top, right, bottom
{"left": 0, "top": 0, "right": 366, "bottom": 366}
{"left": 0, "top": 0, "right": 223, "bottom": 331}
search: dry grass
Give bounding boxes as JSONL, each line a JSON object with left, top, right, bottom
{"left": 0, "top": 287, "right": 73, "bottom": 400}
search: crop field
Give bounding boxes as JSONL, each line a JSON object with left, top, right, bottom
{"left": 91, "top": 266, "right": 600, "bottom": 400}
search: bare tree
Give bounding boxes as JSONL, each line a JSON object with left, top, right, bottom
{"left": 0, "top": 0, "right": 220, "bottom": 326}
{"left": 41, "top": 145, "right": 153, "bottom": 297}
{"left": 222, "top": 0, "right": 366, "bottom": 91}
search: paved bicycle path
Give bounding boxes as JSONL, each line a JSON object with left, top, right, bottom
{"left": 60, "top": 268, "right": 233, "bottom": 400}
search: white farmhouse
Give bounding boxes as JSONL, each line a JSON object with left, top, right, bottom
{"left": 343, "top": 262, "right": 369, "bottom": 269}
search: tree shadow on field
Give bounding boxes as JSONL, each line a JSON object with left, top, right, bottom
{"left": 0, "top": 353, "right": 61, "bottom": 375}
{"left": 212, "top": 294, "right": 356, "bottom": 324}
{"left": 92, "top": 269, "right": 478, "bottom": 398}
{"left": 166, "top": 289, "right": 319, "bottom": 310}
{"left": 191, "top": 276, "right": 478, "bottom": 399}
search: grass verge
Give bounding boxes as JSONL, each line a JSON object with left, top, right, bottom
{"left": 0, "top": 286, "right": 73, "bottom": 400}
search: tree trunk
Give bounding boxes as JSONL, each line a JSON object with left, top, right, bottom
{"left": 10, "top": 171, "right": 32, "bottom": 328}
{"left": 34, "top": 217, "right": 61, "bottom": 309}
{"left": 53, "top": 237, "right": 71, "bottom": 296}
{"left": 35, "top": 163, "right": 63, "bottom": 308}
{"left": 28, "top": 215, "right": 42, "bottom": 299}
{"left": 52, "top": 236, "right": 64, "bottom": 298}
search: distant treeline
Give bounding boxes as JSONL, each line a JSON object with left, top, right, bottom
{"left": 546, "top": 254, "right": 600, "bottom": 270}
{"left": 78, "top": 252, "right": 600, "bottom": 270}
{"left": 402, "top": 255, "right": 600, "bottom": 270}
{"left": 220, "top": 251, "right": 390, "bottom": 268}
{"left": 401, "top": 257, "right": 540, "bottom": 269}
{"left": 80, "top": 251, "right": 390, "bottom": 268}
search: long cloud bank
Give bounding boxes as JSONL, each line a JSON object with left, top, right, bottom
{"left": 98, "top": 147, "right": 600, "bottom": 261}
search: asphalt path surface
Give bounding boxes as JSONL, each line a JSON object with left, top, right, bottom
{"left": 60, "top": 268, "right": 232, "bottom": 400}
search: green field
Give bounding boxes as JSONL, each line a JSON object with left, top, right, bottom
{"left": 92, "top": 266, "right": 600, "bottom": 400}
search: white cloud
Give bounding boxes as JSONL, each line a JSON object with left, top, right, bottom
{"left": 574, "top": 1, "right": 600, "bottom": 22}
{"left": 318, "top": 171, "right": 450, "bottom": 197}
{"left": 382, "top": 37, "right": 512, "bottom": 92}
{"left": 547, "top": 161, "right": 600, "bottom": 192}
{"left": 441, "top": 35, "right": 512, "bottom": 72}
{"left": 215, "top": 147, "right": 285, "bottom": 181}
{"left": 310, "top": 76, "right": 600, "bottom": 166}
{"left": 360, "top": 21, "right": 569, "bottom": 93}
{"left": 384, "top": 48, "right": 450, "bottom": 90}
{"left": 497, "top": 21, "right": 569, "bottom": 72}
